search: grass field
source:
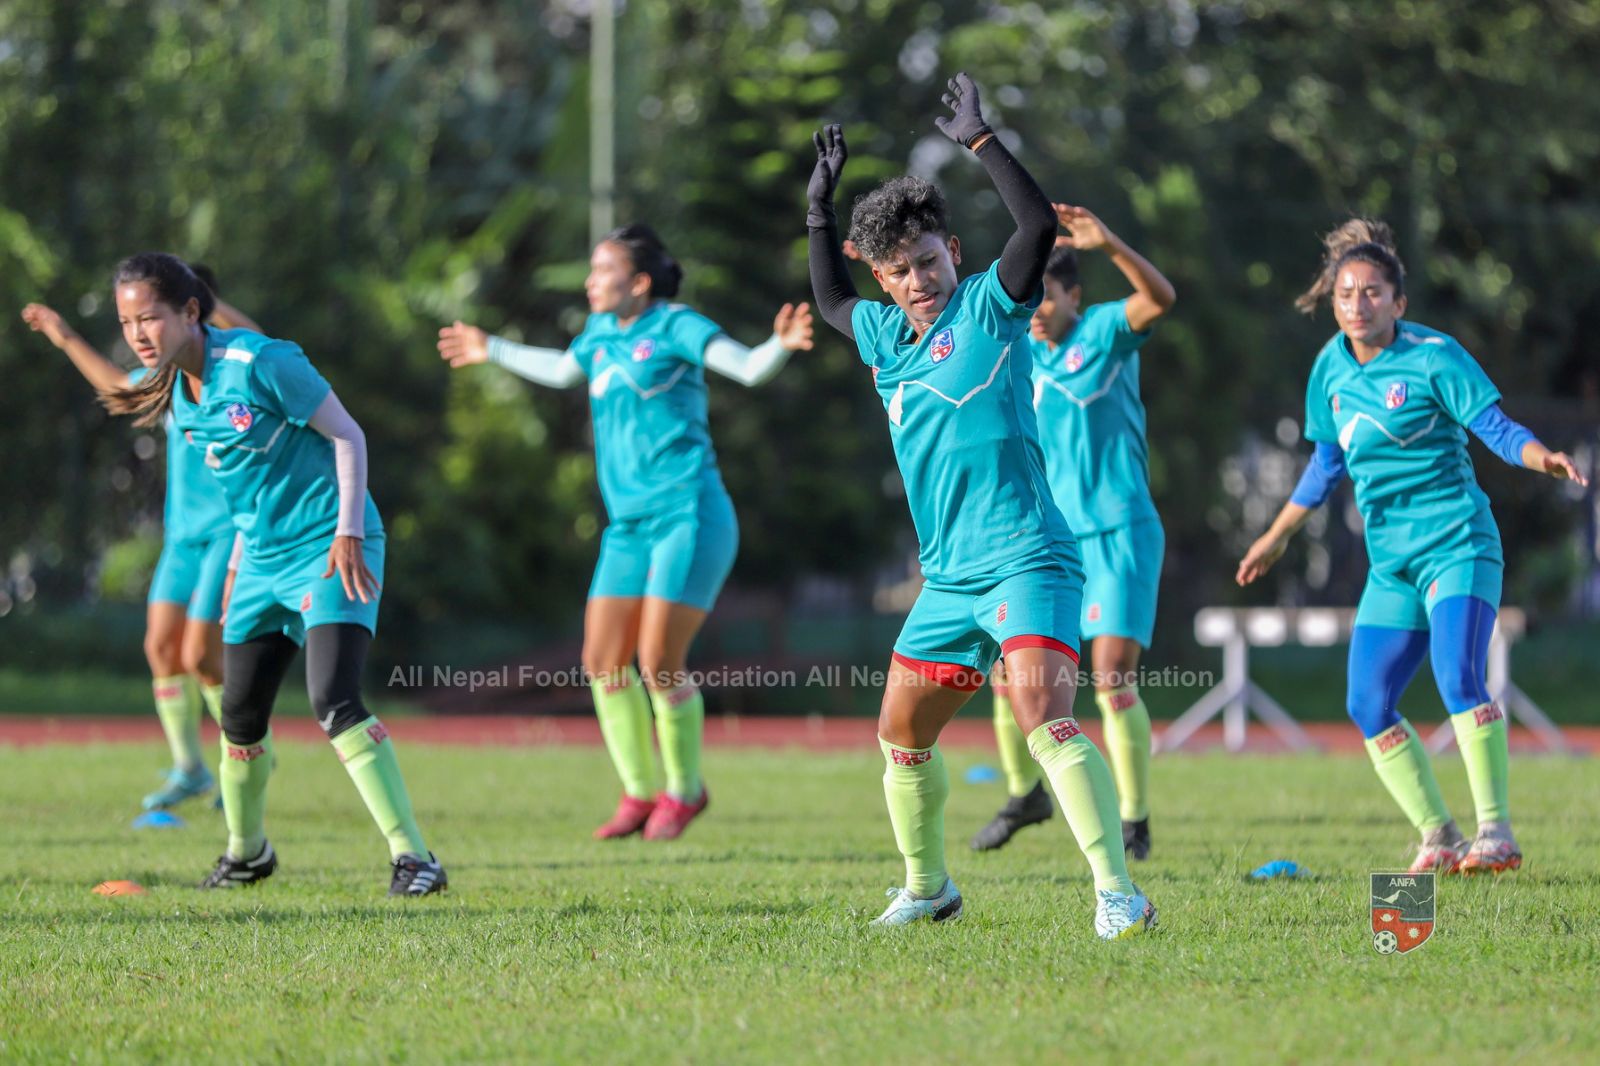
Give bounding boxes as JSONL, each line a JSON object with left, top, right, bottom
{"left": 3, "top": 742, "right": 1597, "bottom": 1064}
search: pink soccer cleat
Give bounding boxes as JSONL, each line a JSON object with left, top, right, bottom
{"left": 642, "top": 789, "right": 709, "bottom": 841}
{"left": 593, "top": 794, "right": 657, "bottom": 840}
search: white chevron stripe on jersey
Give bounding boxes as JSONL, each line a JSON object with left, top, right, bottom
{"left": 1032, "top": 361, "right": 1124, "bottom": 409}
{"left": 203, "top": 421, "right": 288, "bottom": 469}
{"left": 589, "top": 362, "right": 689, "bottom": 401}
{"left": 887, "top": 346, "right": 1011, "bottom": 427}
{"left": 1338, "top": 412, "right": 1439, "bottom": 451}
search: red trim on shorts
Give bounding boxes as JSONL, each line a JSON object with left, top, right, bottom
{"left": 891, "top": 653, "right": 987, "bottom": 692}
{"left": 999, "top": 635, "right": 1080, "bottom": 664}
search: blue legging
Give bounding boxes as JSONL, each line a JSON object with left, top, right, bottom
{"left": 1346, "top": 595, "right": 1496, "bottom": 739}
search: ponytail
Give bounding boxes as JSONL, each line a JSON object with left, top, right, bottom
{"left": 1295, "top": 218, "right": 1403, "bottom": 314}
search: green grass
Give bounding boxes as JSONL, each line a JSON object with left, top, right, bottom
{"left": 2, "top": 743, "right": 1597, "bottom": 1064}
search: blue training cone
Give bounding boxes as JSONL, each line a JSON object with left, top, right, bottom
{"left": 1249, "top": 859, "right": 1307, "bottom": 880}
{"left": 964, "top": 765, "right": 1002, "bottom": 784}
{"left": 132, "top": 810, "right": 186, "bottom": 829}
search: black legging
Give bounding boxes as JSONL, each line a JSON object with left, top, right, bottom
{"left": 220, "top": 623, "right": 373, "bottom": 745}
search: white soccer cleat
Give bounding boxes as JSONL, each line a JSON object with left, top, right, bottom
{"left": 1095, "top": 886, "right": 1157, "bottom": 941}
{"left": 869, "top": 878, "right": 964, "bottom": 926}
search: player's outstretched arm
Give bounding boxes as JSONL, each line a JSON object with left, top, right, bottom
{"left": 438, "top": 320, "right": 583, "bottom": 388}
{"left": 703, "top": 302, "right": 815, "bottom": 387}
{"left": 806, "top": 124, "right": 859, "bottom": 341}
{"left": 1468, "top": 404, "right": 1591, "bottom": 486}
{"left": 1236, "top": 500, "right": 1315, "bottom": 587}
{"left": 21, "top": 303, "right": 132, "bottom": 393}
{"left": 935, "top": 73, "right": 1055, "bottom": 304}
{"left": 1054, "top": 203, "right": 1177, "bottom": 331}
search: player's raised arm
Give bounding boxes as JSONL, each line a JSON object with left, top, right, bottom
{"left": 701, "top": 302, "right": 814, "bottom": 387}
{"left": 1054, "top": 204, "right": 1176, "bottom": 331}
{"left": 934, "top": 73, "right": 1056, "bottom": 304}
{"left": 806, "top": 123, "right": 860, "bottom": 340}
{"left": 22, "top": 303, "right": 133, "bottom": 393}
{"left": 438, "top": 320, "right": 584, "bottom": 388}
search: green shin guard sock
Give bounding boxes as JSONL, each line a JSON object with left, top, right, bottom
{"left": 1364, "top": 720, "right": 1453, "bottom": 834}
{"left": 651, "top": 685, "right": 705, "bottom": 801}
{"left": 1451, "top": 703, "right": 1510, "bottom": 826}
{"left": 153, "top": 675, "right": 205, "bottom": 773}
{"left": 220, "top": 731, "right": 273, "bottom": 860}
{"left": 1096, "top": 687, "right": 1152, "bottom": 821}
{"left": 879, "top": 738, "right": 950, "bottom": 897}
{"left": 332, "top": 717, "right": 429, "bottom": 860}
{"left": 200, "top": 682, "right": 225, "bottom": 726}
{"left": 1028, "top": 719, "right": 1134, "bottom": 895}
{"left": 992, "top": 691, "right": 1041, "bottom": 797}
{"left": 591, "top": 667, "right": 661, "bottom": 800}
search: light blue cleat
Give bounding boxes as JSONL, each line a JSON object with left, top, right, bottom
{"left": 870, "top": 878, "right": 964, "bottom": 926}
{"left": 141, "top": 765, "right": 216, "bottom": 810}
{"left": 1095, "top": 885, "right": 1158, "bottom": 940}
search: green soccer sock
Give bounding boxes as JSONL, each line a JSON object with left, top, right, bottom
{"left": 153, "top": 675, "right": 204, "bottom": 773}
{"left": 651, "top": 685, "right": 705, "bottom": 801}
{"left": 879, "top": 737, "right": 950, "bottom": 897}
{"left": 592, "top": 667, "right": 661, "bottom": 800}
{"left": 1028, "top": 718, "right": 1134, "bottom": 895}
{"left": 331, "top": 717, "right": 429, "bottom": 860}
{"left": 992, "top": 690, "right": 1041, "bottom": 797}
{"left": 200, "top": 682, "right": 225, "bottom": 726}
{"left": 1096, "top": 687, "right": 1152, "bottom": 822}
{"left": 1364, "top": 720, "right": 1453, "bottom": 834}
{"left": 220, "top": 731, "right": 273, "bottom": 860}
{"left": 1451, "top": 703, "right": 1510, "bottom": 826}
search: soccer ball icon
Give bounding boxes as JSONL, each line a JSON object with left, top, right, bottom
{"left": 1373, "top": 929, "right": 1399, "bottom": 955}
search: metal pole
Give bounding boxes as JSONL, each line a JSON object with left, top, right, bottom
{"left": 590, "top": 0, "right": 616, "bottom": 244}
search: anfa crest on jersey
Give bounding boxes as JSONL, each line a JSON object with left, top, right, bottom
{"left": 1065, "top": 345, "right": 1085, "bottom": 372}
{"left": 1385, "top": 382, "right": 1408, "bottom": 409}
{"left": 929, "top": 327, "right": 955, "bottom": 362}
{"left": 631, "top": 339, "right": 655, "bottom": 362}
{"left": 226, "top": 402, "right": 253, "bottom": 432}
{"left": 1331, "top": 394, "right": 1341, "bottom": 414}
{"left": 1370, "top": 871, "right": 1434, "bottom": 954}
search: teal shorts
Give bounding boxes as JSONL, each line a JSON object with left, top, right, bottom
{"left": 1355, "top": 555, "right": 1502, "bottom": 630}
{"left": 893, "top": 564, "right": 1083, "bottom": 679}
{"left": 224, "top": 534, "right": 385, "bottom": 645}
{"left": 1078, "top": 518, "right": 1164, "bottom": 647}
{"left": 589, "top": 481, "right": 739, "bottom": 611}
{"left": 149, "top": 533, "right": 233, "bottom": 623}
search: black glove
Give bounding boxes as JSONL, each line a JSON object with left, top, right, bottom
{"left": 806, "top": 123, "right": 848, "bottom": 229}
{"left": 933, "top": 72, "right": 993, "bottom": 149}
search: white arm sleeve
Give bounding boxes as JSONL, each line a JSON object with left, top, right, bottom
{"left": 229, "top": 532, "right": 245, "bottom": 571}
{"left": 306, "top": 391, "right": 368, "bottom": 539}
{"left": 702, "top": 333, "right": 791, "bottom": 387}
{"left": 487, "top": 335, "right": 585, "bottom": 388}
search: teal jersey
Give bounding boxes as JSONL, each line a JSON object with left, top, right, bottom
{"left": 569, "top": 302, "right": 725, "bottom": 521}
{"left": 1304, "top": 320, "right": 1502, "bottom": 572}
{"left": 129, "top": 367, "right": 234, "bottom": 546}
{"left": 1030, "top": 299, "right": 1158, "bottom": 535}
{"left": 852, "top": 261, "right": 1078, "bottom": 593}
{"left": 170, "top": 326, "right": 381, "bottom": 561}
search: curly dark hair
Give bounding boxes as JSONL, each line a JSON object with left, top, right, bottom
{"left": 846, "top": 176, "right": 949, "bottom": 263}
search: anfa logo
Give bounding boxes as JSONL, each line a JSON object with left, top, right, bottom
{"left": 226, "top": 402, "right": 253, "bottom": 432}
{"left": 1332, "top": 395, "right": 1341, "bottom": 414}
{"left": 1474, "top": 703, "right": 1505, "bottom": 727}
{"left": 366, "top": 721, "right": 390, "bottom": 745}
{"left": 631, "top": 339, "right": 655, "bottom": 362}
{"left": 1087, "top": 603, "right": 1102, "bottom": 622}
{"left": 890, "top": 748, "right": 932, "bottom": 766}
{"left": 1374, "top": 723, "right": 1410, "bottom": 754}
{"left": 1386, "top": 382, "right": 1408, "bottom": 409}
{"left": 1046, "top": 719, "right": 1081, "bottom": 743}
{"left": 929, "top": 327, "right": 955, "bottom": 362}
{"left": 996, "top": 601, "right": 1008, "bottom": 623}
{"left": 1371, "top": 871, "right": 1435, "bottom": 954}
{"left": 300, "top": 591, "right": 313, "bottom": 612}
{"left": 1065, "top": 345, "right": 1085, "bottom": 373}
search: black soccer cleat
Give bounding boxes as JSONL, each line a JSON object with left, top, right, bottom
{"left": 1123, "top": 817, "right": 1151, "bottom": 861}
{"left": 389, "top": 852, "right": 448, "bottom": 897}
{"left": 198, "top": 841, "right": 278, "bottom": 889}
{"left": 970, "top": 780, "right": 1055, "bottom": 851}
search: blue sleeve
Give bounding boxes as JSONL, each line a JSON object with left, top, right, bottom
{"left": 249, "top": 342, "right": 331, "bottom": 425}
{"left": 1468, "top": 404, "right": 1535, "bottom": 468}
{"left": 667, "top": 306, "right": 723, "bottom": 366}
{"left": 1104, "top": 299, "right": 1152, "bottom": 358}
{"left": 1289, "top": 441, "right": 1347, "bottom": 508}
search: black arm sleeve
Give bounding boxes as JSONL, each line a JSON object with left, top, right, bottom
{"left": 808, "top": 219, "right": 860, "bottom": 341}
{"left": 973, "top": 137, "right": 1057, "bottom": 305}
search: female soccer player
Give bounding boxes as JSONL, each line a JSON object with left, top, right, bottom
{"left": 806, "top": 74, "right": 1156, "bottom": 938}
{"left": 438, "top": 224, "right": 813, "bottom": 841}
{"left": 973, "top": 207, "right": 1176, "bottom": 860}
{"left": 22, "top": 277, "right": 261, "bottom": 811}
{"left": 1237, "top": 219, "right": 1587, "bottom": 874}
{"left": 102, "top": 252, "right": 445, "bottom": 895}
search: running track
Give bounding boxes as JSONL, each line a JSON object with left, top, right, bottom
{"left": 0, "top": 716, "right": 1592, "bottom": 754}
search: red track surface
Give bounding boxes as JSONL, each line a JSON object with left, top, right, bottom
{"left": 0, "top": 715, "right": 1592, "bottom": 754}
